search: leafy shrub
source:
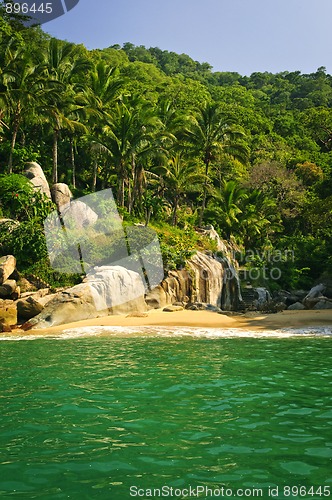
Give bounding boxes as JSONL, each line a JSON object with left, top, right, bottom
{"left": 0, "top": 174, "right": 54, "bottom": 221}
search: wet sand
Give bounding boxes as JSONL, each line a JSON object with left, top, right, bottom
{"left": 23, "top": 309, "right": 332, "bottom": 336}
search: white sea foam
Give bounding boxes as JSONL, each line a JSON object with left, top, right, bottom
{"left": 0, "top": 325, "right": 331, "bottom": 341}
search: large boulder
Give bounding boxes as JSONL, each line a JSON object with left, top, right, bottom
{"left": 24, "top": 162, "right": 51, "bottom": 199}
{"left": 51, "top": 183, "right": 73, "bottom": 211}
{"left": 0, "top": 300, "right": 17, "bottom": 326}
{"left": 23, "top": 266, "right": 147, "bottom": 330}
{"left": 17, "top": 296, "right": 44, "bottom": 320}
{"left": 0, "top": 255, "right": 16, "bottom": 285}
{"left": 0, "top": 279, "right": 18, "bottom": 299}
{"left": 60, "top": 200, "right": 98, "bottom": 229}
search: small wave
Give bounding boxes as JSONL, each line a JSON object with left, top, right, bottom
{"left": 0, "top": 325, "right": 331, "bottom": 341}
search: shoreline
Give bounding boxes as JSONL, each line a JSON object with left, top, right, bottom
{"left": 19, "top": 309, "right": 332, "bottom": 336}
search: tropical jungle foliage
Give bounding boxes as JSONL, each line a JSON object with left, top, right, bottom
{"left": 0, "top": 7, "right": 331, "bottom": 290}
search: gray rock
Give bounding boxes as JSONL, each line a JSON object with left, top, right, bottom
{"left": 292, "top": 289, "right": 308, "bottom": 301}
{"left": 287, "top": 301, "right": 306, "bottom": 310}
{"left": 206, "top": 304, "right": 223, "bottom": 313}
{"left": 303, "top": 284, "right": 326, "bottom": 309}
{"left": 51, "top": 183, "right": 73, "bottom": 211}
{"left": 253, "top": 287, "right": 271, "bottom": 310}
{"left": 0, "top": 255, "right": 16, "bottom": 285}
{"left": 60, "top": 200, "right": 98, "bottom": 229}
{"left": 24, "top": 162, "right": 51, "bottom": 198}
{"left": 313, "top": 299, "right": 332, "bottom": 310}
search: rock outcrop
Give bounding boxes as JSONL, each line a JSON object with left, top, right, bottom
{"left": 24, "top": 162, "right": 51, "bottom": 199}
{"left": 146, "top": 251, "right": 244, "bottom": 312}
{"left": 23, "top": 266, "right": 147, "bottom": 329}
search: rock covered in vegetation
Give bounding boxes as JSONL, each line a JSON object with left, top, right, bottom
{"left": 24, "top": 162, "right": 51, "bottom": 199}
{"left": 0, "top": 219, "right": 19, "bottom": 232}
{"left": 51, "top": 183, "right": 73, "bottom": 211}
{"left": 0, "top": 255, "right": 16, "bottom": 284}
{"left": 23, "top": 266, "right": 147, "bottom": 329}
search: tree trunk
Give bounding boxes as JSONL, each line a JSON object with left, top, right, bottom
{"left": 117, "top": 161, "right": 126, "bottom": 207}
{"left": 70, "top": 137, "right": 76, "bottom": 189}
{"left": 172, "top": 195, "right": 179, "bottom": 226}
{"left": 198, "top": 159, "right": 210, "bottom": 226}
{"left": 92, "top": 156, "right": 98, "bottom": 192}
{"left": 8, "top": 125, "right": 18, "bottom": 174}
{"left": 8, "top": 105, "right": 21, "bottom": 173}
{"left": 52, "top": 129, "right": 59, "bottom": 184}
{"left": 133, "top": 163, "right": 144, "bottom": 214}
{"left": 145, "top": 206, "right": 152, "bottom": 226}
{"left": 128, "top": 154, "right": 136, "bottom": 213}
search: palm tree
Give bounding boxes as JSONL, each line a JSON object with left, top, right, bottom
{"left": 184, "top": 102, "right": 248, "bottom": 225}
{"left": 38, "top": 38, "right": 91, "bottom": 184}
{"left": 80, "top": 60, "right": 123, "bottom": 191}
{"left": 159, "top": 153, "right": 205, "bottom": 226}
{"left": 100, "top": 97, "right": 161, "bottom": 210}
{"left": 210, "top": 180, "right": 248, "bottom": 239}
{"left": 238, "top": 189, "right": 281, "bottom": 249}
{"left": 0, "top": 47, "right": 42, "bottom": 172}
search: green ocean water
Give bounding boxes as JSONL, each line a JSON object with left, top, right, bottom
{"left": 0, "top": 332, "right": 331, "bottom": 500}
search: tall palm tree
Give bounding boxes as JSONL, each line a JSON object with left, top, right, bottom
{"left": 184, "top": 102, "right": 248, "bottom": 225}
{"left": 38, "top": 38, "right": 91, "bottom": 183}
{"left": 80, "top": 60, "right": 123, "bottom": 191}
{"left": 0, "top": 47, "right": 42, "bottom": 172}
{"left": 159, "top": 153, "right": 205, "bottom": 226}
{"left": 100, "top": 97, "right": 161, "bottom": 210}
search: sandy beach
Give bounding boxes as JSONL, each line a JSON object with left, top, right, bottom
{"left": 23, "top": 308, "right": 332, "bottom": 336}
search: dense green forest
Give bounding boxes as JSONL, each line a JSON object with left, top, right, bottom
{"left": 0, "top": 7, "right": 331, "bottom": 291}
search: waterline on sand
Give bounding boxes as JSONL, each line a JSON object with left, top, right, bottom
{"left": 0, "top": 325, "right": 331, "bottom": 341}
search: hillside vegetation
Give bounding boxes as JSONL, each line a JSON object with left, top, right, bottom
{"left": 0, "top": 8, "right": 331, "bottom": 291}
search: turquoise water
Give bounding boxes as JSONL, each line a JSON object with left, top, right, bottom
{"left": 0, "top": 330, "right": 331, "bottom": 499}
